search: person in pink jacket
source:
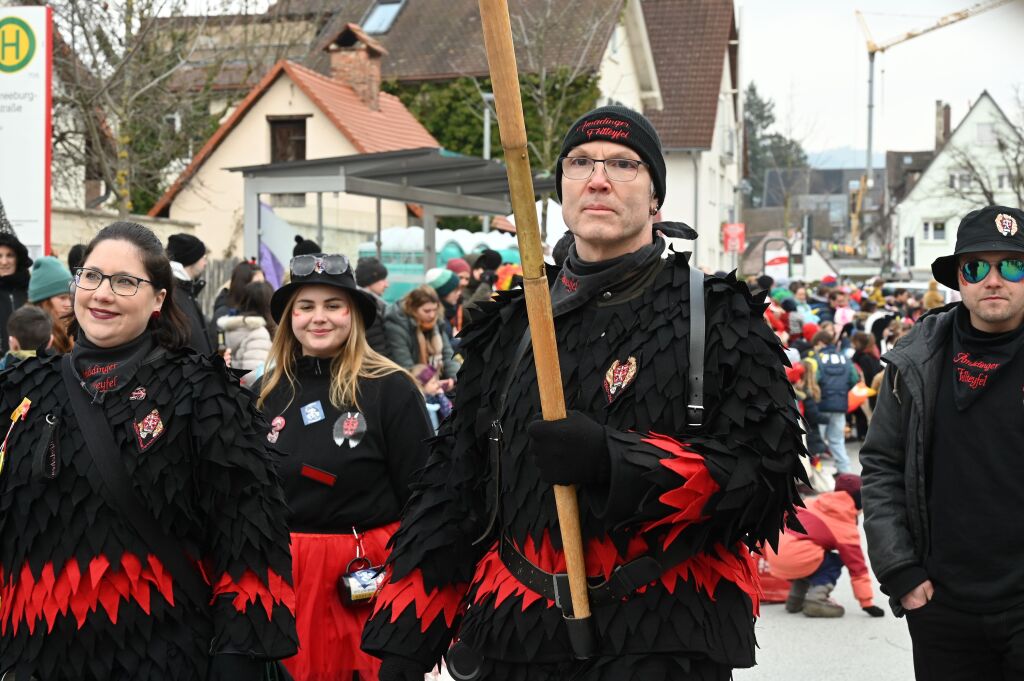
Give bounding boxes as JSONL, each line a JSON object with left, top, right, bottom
{"left": 766, "top": 474, "right": 886, "bottom": 618}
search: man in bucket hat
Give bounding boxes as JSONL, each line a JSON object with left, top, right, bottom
{"left": 863, "top": 205, "right": 1024, "bottom": 679}
{"left": 363, "top": 105, "right": 806, "bottom": 680}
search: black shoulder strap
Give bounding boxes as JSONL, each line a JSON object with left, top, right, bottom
{"left": 498, "top": 330, "right": 534, "bottom": 416}
{"left": 687, "top": 266, "right": 706, "bottom": 427}
{"left": 59, "top": 355, "right": 209, "bottom": 607}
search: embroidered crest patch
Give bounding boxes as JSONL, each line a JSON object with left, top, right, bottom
{"left": 133, "top": 409, "right": 165, "bottom": 452}
{"left": 603, "top": 357, "right": 638, "bottom": 403}
{"left": 996, "top": 213, "right": 1018, "bottom": 237}
{"left": 332, "top": 411, "right": 367, "bottom": 448}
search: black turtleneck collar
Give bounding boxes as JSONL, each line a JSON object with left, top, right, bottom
{"left": 296, "top": 353, "right": 333, "bottom": 377}
{"left": 949, "top": 305, "right": 1024, "bottom": 411}
{"left": 550, "top": 237, "right": 665, "bottom": 317}
{"left": 71, "top": 330, "right": 155, "bottom": 400}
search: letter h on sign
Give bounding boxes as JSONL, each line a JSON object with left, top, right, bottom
{"left": 0, "top": 27, "right": 20, "bottom": 62}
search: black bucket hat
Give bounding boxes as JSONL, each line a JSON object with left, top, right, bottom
{"left": 932, "top": 206, "right": 1024, "bottom": 290}
{"left": 270, "top": 253, "right": 378, "bottom": 326}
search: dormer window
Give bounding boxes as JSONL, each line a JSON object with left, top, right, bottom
{"left": 362, "top": 0, "right": 405, "bottom": 34}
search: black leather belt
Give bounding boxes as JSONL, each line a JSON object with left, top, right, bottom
{"left": 498, "top": 535, "right": 666, "bottom": 617}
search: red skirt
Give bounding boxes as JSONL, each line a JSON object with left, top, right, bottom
{"left": 283, "top": 524, "right": 398, "bottom": 681}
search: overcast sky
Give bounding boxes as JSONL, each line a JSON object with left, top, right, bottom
{"left": 740, "top": 0, "right": 1024, "bottom": 160}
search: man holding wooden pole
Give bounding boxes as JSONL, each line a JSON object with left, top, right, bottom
{"left": 362, "top": 105, "right": 807, "bottom": 681}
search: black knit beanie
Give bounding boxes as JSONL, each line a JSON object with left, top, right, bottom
{"left": 555, "top": 105, "right": 666, "bottom": 208}
{"left": 355, "top": 257, "right": 388, "bottom": 287}
{"left": 293, "top": 235, "right": 321, "bottom": 257}
{"left": 165, "top": 233, "right": 206, "bottom": 267}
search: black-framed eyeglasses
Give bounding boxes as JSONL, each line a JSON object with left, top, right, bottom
{"left": 290, "top": 254, "right": 351, "bottom": 277}
{"left": 73, "top": 267, "right": 154, "bottom": 297}
{"left": 960, "top": 258, "right": 1024, "bottom": 284}
{"left": 560, "top": 156, "right": 647, "bottom": 182}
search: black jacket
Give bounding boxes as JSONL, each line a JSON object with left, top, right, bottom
{"left": 174, "top": 275, "right": 215, "bottom": 355}
{"left": 0, "top": 270, "right": 28, "bottom": 354}
{"left": 259, "top": 356, "right": 432, "bottom": 533}
{"left": 0, "top": 350, "right": 298, "bottom": 679}
{"left": 360, "top": 288, "right": 390, "bottom": 357}
{"left": 362, "top": 242, "right": 806, "bottom": 677}
{"left": 861, "top": 303, "right": 956, "bottom": 613}
{"left": 0, "top": 232, "right": 32, "bottom": 354}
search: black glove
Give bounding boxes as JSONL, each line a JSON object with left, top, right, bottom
{"left": 378, "top": 656, "right": 426, "bottom": 681}
{"left": 863, "top": 605, "right": 885, "bottom": 617}
{"left": 207, "top": 654, "right": 263, "bottom": 681}
{"left": 527, "top": 410, "right": 610, "bottom": 486}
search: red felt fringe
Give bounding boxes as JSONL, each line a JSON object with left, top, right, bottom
{"left": 211, "top": 568, "right": 296, "bottom": 618}
{"left": 374, "top": 566, "right": 466, "bottom": 632}
{"left": 0, "top": 553, "right": 174, "bottom": 635}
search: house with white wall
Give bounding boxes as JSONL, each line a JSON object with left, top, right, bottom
{"left": 893, "top": 91, "right": 1022, "bottom": 278}
{"left": 153, "top": 0, "right": 744, "bottom": 269}
{"left": 645, "top": 0, "right": 741, "bottom": 274}
{"left": 149, "top": 24, "right": 438, "bottom": 260}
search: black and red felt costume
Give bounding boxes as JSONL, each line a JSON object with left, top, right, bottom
{"left": 362, "top": 238, "right": 808, "bottom": 679}
{"left": 258, "top": 356, "right": 433, "bottom": 680}
{"left": 0, "top": 347, "right": 297, "bottom": 680}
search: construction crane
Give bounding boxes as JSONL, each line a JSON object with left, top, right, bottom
{"left": 852, "top": 0, "right": 1014, "bottom": 252}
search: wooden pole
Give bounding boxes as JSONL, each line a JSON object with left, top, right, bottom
{"left": 478, "top": 0, "right": 592, "bottom": 625}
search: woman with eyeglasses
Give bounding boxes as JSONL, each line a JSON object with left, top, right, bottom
{"left": 256, "top": 253, "right": 432, "bottom": 681}
{"left": 0, "top": 222, "right": 298, "bottom": 680}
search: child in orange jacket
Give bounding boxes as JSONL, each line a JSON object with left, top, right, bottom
{"left": 765, "top": 474, "right": 886, "bottom": 618}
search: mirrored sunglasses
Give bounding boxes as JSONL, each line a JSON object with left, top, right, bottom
{"left": 960, "top": 258, "right": 1024, "bottom": 284}
{"left": 290, "top": 254, "right": 350, "bottom": 277}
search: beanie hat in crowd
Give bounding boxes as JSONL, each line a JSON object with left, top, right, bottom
{"left": 555, "top": 105, "right": 667, "bottom": 209}
{"left": 446, "top": 257, "right": 470, "bottom": 275}
{"left": 165, "top": 233, "right": 207, "bottom": 267}
{"left": 28, "top": 256, "right": 73, "bottom": 303}
{"left": 355, "top": 257, "right": 388, "bottom": 288}
{"left": 425, "top": 267, "right": 459, "bottom": 298}
{"left": 293, "top": 235, "right": 321, "bottom": 257}
{"left": 67, "top": 244, "right": 86, "bottom": 272}
{"left": 470, "top": 249, "right": 502, "bottom": 272}
{"left": 833, "top": 473, "right": 863, "bottom": 510}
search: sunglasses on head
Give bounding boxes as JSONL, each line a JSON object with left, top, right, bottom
{"left": 290, "top": 254, "right": 350, "bottom": 277}
{"left": 960, "top": 258, "right": 1024, "bottom": 284}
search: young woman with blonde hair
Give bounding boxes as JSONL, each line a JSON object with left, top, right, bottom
{"left": 257, "top": 253, "right": 432, "bottom": 681}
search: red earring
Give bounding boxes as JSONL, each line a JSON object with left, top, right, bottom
{"left": 151, "top": 310, "right": 161, "bottom": 321}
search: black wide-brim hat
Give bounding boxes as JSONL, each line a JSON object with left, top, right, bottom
{"left": 932, "top": 206, "right": 1024, "bottom": 290}
{"left": 270, "top": 254, "right": 378, "bottom": 326}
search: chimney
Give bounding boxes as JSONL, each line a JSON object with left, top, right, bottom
{"left": 327, "top": 24, "right": 388, "bottom": 111}
{"left": 935, "top": 100, "right": 952, "bottom": 149}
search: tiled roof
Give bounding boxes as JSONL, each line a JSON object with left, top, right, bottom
{"left": 175, "top": 0, "right": 623, "bottom": 93}
{"left": 643, "top": 0, "right": 737, "bottom": 150}
{"left": 149, "top": 60, "right": 438, "bottom": 217}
